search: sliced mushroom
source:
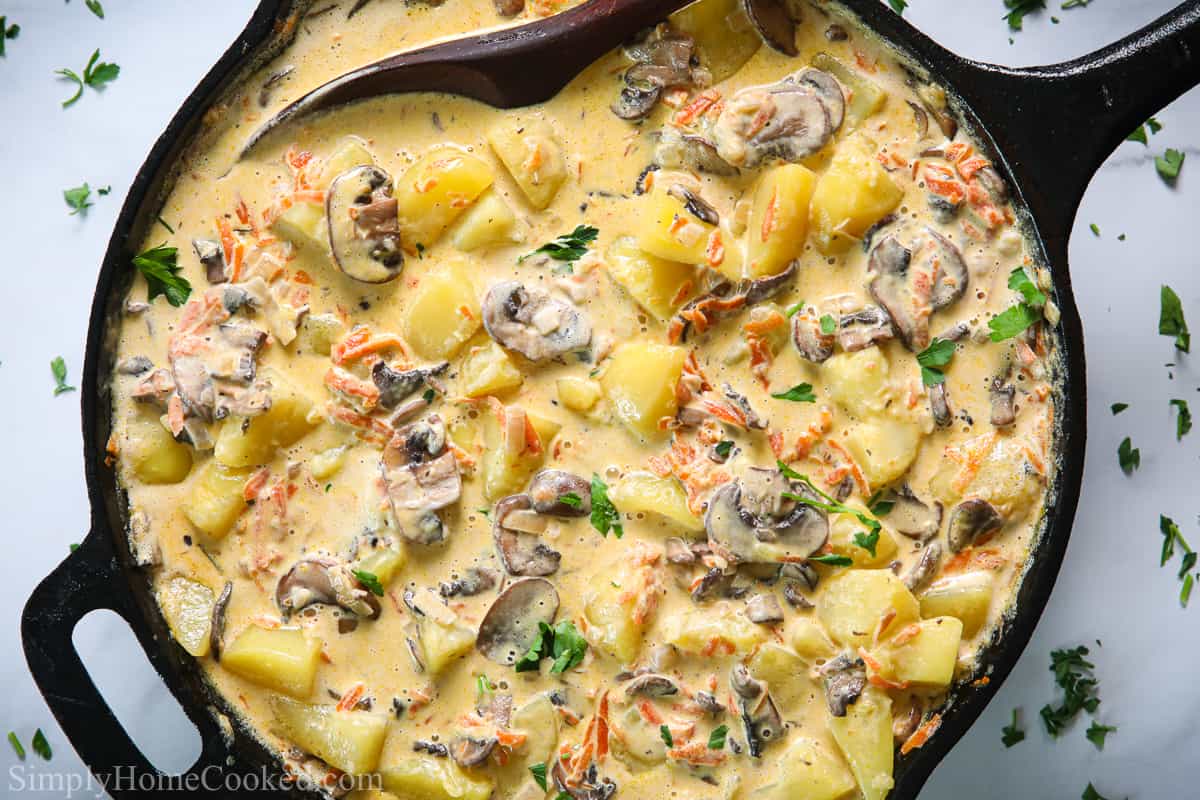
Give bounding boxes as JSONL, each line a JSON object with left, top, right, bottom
{"left": 745, "top": 593, "right": 784, "bottom": 624}
{"left": 893, "top": 696, "right": 926, "bottom": 743}
{"left": 818, "top": 653, "right": 866, "bottom": 717}
{"left": 695, "top": 691, "right": 725, "bottom": 715}
{"left": 193, "top": 239, "right": 227, "bottom": 284}
{"left": 450, "top": 736, "right": 497, "bottom": 768}
{"left": 730, "top": 664, "right": 783, "bottom": 757}
{"left": 670, "top": 262, "right": 797, "bottom": 343}
{"left": 792, "top": 309, "right": 834, "bottom": 363}
{"left": 439, "top": 567, "right": 498, "bottom": 598}
{"left": 667, "top": 183, "right": 720, "bottom": 225}
{"left": 691, "top": 566, "right": 750, "bottom": 602}
{"left": 990, "top": 379, "right": 1016, "bottom": 427}
{"left": 117, "top": 355, "right": 154, "bottom": 376}
{"left": 529, "top": 469, "right": 592, "bottom": 517}
{"left": 838, "top": 306, "right": 895, "bottom": 352}
{"left": 552, "top": 759, "right": 618, "bottom": 800}
{"left": 868, "top": 229, "right": 969, "bottom": 351}
{"left": 743, "top": 0, "right": 797, "bottom": 55}
{"left": 623, "top": 673, "right": 680, "bottom": 698}
{"left": 612, "top": 26, "right": 702, "bottom": 121}
{"left": 930, "top": 382, "right": 953, "bottom": 428}
{"left": 210, "top": 581, "right": 232, "bottom": 661}
{"left": 782, "top": 580, "right": 813, "bottom": 609}
{"left": 482, "top": 282, "right": 592, "bottom": 362}
{"left": 795, "top": 67, "right": 845, "bottom": 131}
{"left": 327, "top": 165, "right": 404, "bottom": 283}
{"left": 722, "top": 383, "right": 767, "bottom": 429}
{"left": 903, "top": 541, "right": 942, "bottom": 592}
{"left": 664, "top": 537, "right": 695, "bottom": 565}
{"left": 705, "top": 468, "right": 828, "bottom": 564}
{"left": 372, "top": 360, "right": 448, "bottom": 409}
{"left": 712, "top": 76, "right": 833, "bottom": 168}
{"left": 882, "top": 486, "right": 943, "bottom": 541}
{"left": 276, "top": 557, "right": 382, "bottom": 619}
{"left": 476, "top": 577, "right": 560, "bottom": 665}
{"left": 413, "top": 740, "right": 449, "bottom": 757}
{"left": 946, "top": 499, "right": 1004, "bottom": 552}
{"left": 652, "top": 128, "right": 738, "bottom": 177}
{"left": 493, "top": 0, "right": 524, "bottom": 16}
{"left": 380, "top": 417, "right": 462, "bottom": 545}
{"left": 493, "top": 494, "right": 562, "bottom": 576}
{"left": 907, "top": 100, "right": 930, "bottom": 139}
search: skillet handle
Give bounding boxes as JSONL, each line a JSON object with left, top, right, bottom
{"left": 957, "top": 0, "right": 1200, "bottom": 240}
{"left": 21, "top": 530, "right": 259, "bottom": 798}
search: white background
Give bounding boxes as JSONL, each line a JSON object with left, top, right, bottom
{"left": 1, "top": 0, "right": 1197, "bottom": 797}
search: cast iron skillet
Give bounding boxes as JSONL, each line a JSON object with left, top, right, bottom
{"left": 20, "top": 0, "right": 1200, "bottom": 797}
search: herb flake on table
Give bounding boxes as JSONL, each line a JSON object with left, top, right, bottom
{"left": 1082, "top": 783, "right": 1123, "bottom": 800}
{"left": 917, "top": 338, "right": 956, "bottom": 386}
{"left": 133, "top": 244, "right": 191, "bottom": 307}
{"left": 64, "top": 183, "right": 94, "bottom": 216}
{"left": 1155, "top": 148, "right": 1185, "bottom": 182}
{"left": 1126, "top": 116, "right": 1162, "bottom": 145}
{"left": 1117, "top": 437, "right": 1139, "bottom": 475}
{"left": 51, "top": 356, "right": 76, "bottom": 396}
{"left": 0, "top": 17, "right": 19, "bottom": 57}
{"left": 887, "top": 0, "right": 907, "bottom": 13}
{"left": 1085, "top": 720, "right": 1116, "bottom": 750}
{"left": 1110, "top": 402, "right": 1128, "bottom": 415}
{"left": 1039, "top": 645, "right": 1100, "bottom": 737}
{"left": 1089, "top": 223, "right": 1100, "bottom": 237}
{"left": 31, "top": 729, "right": 50, "bottom": 761}
{"left": 84, "top": 0, "right": 105, "bottom": 18}
{"left": 1170, "top": 398, "right": 1192, "bottom": 440}
{"left": 1159, "top": 285, "right": 1190, "bottom": 352}
{"left": 56, "top": 49, "right": 120, "bottom": 108}
{"left": 520, "top": 224, "right": 598, "bottom": 272}
{"left": 1001, "top": 709, "right": 1025, "bottom": 747}
{"left": 771, "top": 383, "right": 817, "bottom": 402}
{"left": 7, "top": 732, "right": 24, "bottom": 760}
{"left": 1159, "top": 515, "right": 1198, "bottom": 607}
{"left": 1003, "top": 0, "right": 1046, "bottom": 30}
{"left": 589, "top": 474, "right": 623, "bottom": 539}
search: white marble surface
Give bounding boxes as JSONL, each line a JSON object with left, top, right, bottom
{"left": 1, "top": 0, "right": 1197, "bottom": 797}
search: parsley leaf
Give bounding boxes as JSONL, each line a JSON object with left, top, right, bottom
{"left": 1001, "top": 709, "right": 1025, "bottom": 747}
{"left": 808, "top": 553, "right": 853, "bottom": 567}
{"left": 1171, "top": 398, "right": 1192, "bottom": 440}
{"left": 7, "top": 732, "right": 24, "bottom": 760}
{"left": 352, "top": 569, "right": 384, "bottom": 596}
{"left": 853, "top": 530, "right": 879, "bottom": 557}
{"left": 516, "top": 620, "right": 588, "bottom": 673}
{"left": 1159, "top": 285, "right": 1190, "bottom": 352}
{"left": 1158, "top": 515, "right": 1197, "bottom": 607}
{"left": 514, "top": 622, "right": 552, "bottom": 672}
{"left": 866, "top": 491, "right": 894, "bottom": 517}
{"left": 659, "top": 725, "right": 673, "bottom": 747}
{"left": 31, "top": 729, "right": 51, "bottom": 761}
{"left": 1085, "top": 721, "right": 1116, "bottom": 750}
{"left": 57, "top": 49, "right": 120, "bottom": 108}
{"left": 133, "top": 243, "right": 192, "bottom": 307}
{"left": 1089, "top": 223, "right": 1100, "bottom": 237}
{"left": 1004, "top": 0, "right": 1046, "bottom": 30}
{"left": 1009, "top": 266, "right": 1047, "bottom": 306}
{"left": 1110, "top": 402, "right": 1128, "bottom": 415}
{"left": 1156, "top": 148, "right": 1185, "bottom": 182}
{"left": 85, "top": 0, "right": 105, "bottom": 18}
{"left": 989, "top": 268, "right": 1045, "bottom": 341}
{"left": 708, "top": 724, "right": 728, "bottom": 749}
{"left": 1082, "top": 783, "right": 1118, "bottom": 800}
{"left": 521, "top": 224, "right": 598, "bottom": 271}
{"left": 559, "top": 492, "right": 583, "bottom": 509}
{"left": 714, "top": 440, "right": 734, "bottom": 459}
{"left": 779, "top": 462, "right": 884, "bottom": 555}
{"left": 1127, "top": 117, "right": 1162, "bottom": 146}
{"left": 917, "top": 338, "right": 956, "bottom": 386}
{"left": 422, "top": 388, "right": 436, "bottom": 404}
{"left": 887, "top": 0, "right": 907, "bottom": 13}
{"left": 819, "top": 314, "right": 837, "bottom": 335}
{"left": 1117, "top": 437, "right": 1139, "bottom": 475}
{"left": 51, "top": 356, "right": 76, "bottom": 396}
{"left": 64, "top": 183, "right": 94, "bottom": 215}
{"left": 0, "top": 17, "right": 19, "bottom": 57}
{"left": 785, "top": 301, "right": 805, "bottom": 319}
{"left": 529, "top": 763, "right": 548, "bottom": 791}
{"left": 771, "top": 383, "right": 817, "bottom": 403}
{"left": 589, "top": 474, "right": 623, "bottom": 538}
{"left": 1039, "top": 646, "right": 1100, "bottom": 737}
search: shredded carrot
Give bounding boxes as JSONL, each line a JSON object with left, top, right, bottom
{"left": 243, "top": 468, "right": 271, "bottom": 502}
{"left": 672, "top": 89, "right": 721, "bottom": 127}
{"left": 760, "top": 186, "right": 779, "bottom": 243}
{"left": 705, "top": 230, "right": 725, "bottom": 267}
{"left": 336, "top": 683, "right": 365, "bottom": 712}
{"left": 325, "top": 367, "right": 382, "bottom": 410}
{"left": 900, "top": 714, "right": 942, "bottom": 755}
{"left": 331, "top": 326, "right": 407, "bottom": 364}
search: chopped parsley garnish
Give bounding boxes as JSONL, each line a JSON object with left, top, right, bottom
{"left": 853, "top": 530, "right": 880, "bottom": 558}
{"left": 7, "top": 732, "right": 24, "bottom": 760}
{"left": 64, "top": 183, "right": 95, "bottom": 216}
{"left": 1003, "top": 0, "right": 1045, "bottom": 30}
{"left": 0, "top": 17, "right": 19, "bottom": 58}
{"left": 520, "top": 224, "right": 598, "bottom": 272}
{"left": 1155, "top": 148, "right": 1185, "bottom": 182}
{"left": 51, "top": 356, "right": 76, "bottom": 396}
{"left": 708, "top": 724, "right": 729, "bottom": 749}
{"left": 31, "top": 729, "right": 50, "bottom": 761}
{"left": 352, "top": 569, "right": 384, "bottom": 596}
{"left": 1010, "top": 265, "right": 1047, "bottom": 306}
{"left": 1170, "top": 398, "right": 1192, "bottom": 440}
{"left": 1117, "top": 437, "right": 1139, "bottom": 475}
{"left": 477, "top": 507, "right": 490, "bottom": 518}
{"left": 56, "top": 49, "right": 120, "bottom": 108}
{"left": 785, "top": 300, "right": 805, "bottom": 319}
{"left": 771, "top": 383, "right": 817, "bottom": 403}
{"left": 714, "top": 440, "right": 734, "bottom": 459}
{"left": 1159, "top": 515, "right": 1197, "bottom": 607}
{"left": 916, "top": 338, "right": 956, "bottom": 386}
{"left": 133, "top": 243, "right": 191, "bottom": 307}
{"left": 659, "top": 725, "right": 673, "bottom": 747}
{"left": 779, "top": 461, "right": 883, "bottom": 552}
{"left": 589, "top": 474, "right": 623, "bottom": 539}
{"left": 85, "top": 0, "right": 105, "bottom": 18}
{"left": 476, "top": 674, "right": 493, "bottom": 697}
{"left": 989, "top": 268, "right": 1045, "bottom": 341}
{"left": 808, "top": 553, "right": 854, "bottom": 567}
{"left": 559, "top": 492, "right": 583, "bottom": 509}
{"left": 529, "top": 763, "right": 548, "bottom": 791}
{"left": 514, "top": 620, "right": 588, "bottom": 674}
{"left": 1089, "top": 223, "right": 1100, "bottom": 236}
{"left": 1085, "top": 720, "right": 1116, "bottom": 750}
{"left": 1110, "top": 402, "right": 1128, "bottom": 415}
{"left": 819, "top": 314, "right": 837, "bottom": 335}
{"left": 887, "top": 0, "right": 907, "bottom": 13}
{"left": 1128, "top": 116, "right": 1163, "bottom": 145}
{"left": 866, "top": 490, "right": 894, "bottom": 516}
{"left": 1039, "top": 645, "right": 1100, "bottom": 737}
{"left": 1159, "top": 285, "right": 1190, "bottom": 352}
{"left": 1001, "top": 709, "right": 1025, "bottom": 747}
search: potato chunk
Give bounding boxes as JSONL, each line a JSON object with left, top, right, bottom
{"left": 828, "top": 687, "right": 894, "bottom": 800}
{"left": 270, "top": 696, "right": 389, "bottom": 775}
{"left": 759, "top": 735, "right": 857, "bottom": 800}
{"left": 609, "top": 471, "right": 702, "bottom": 533}
{"left": 182, "top": 460, "right": 253, "bottom": 538}
{"left": 872, "top": 616, "right": 963, "bottom": 687}
{"left": 584, "top": 571, "right": 646, "bottom": 665}
{"left": 670, "top": 0, "right": 762, "bottom": 83}
{"left": 556, "top": 376, "right": 603, "bottom": 412}
{"left": 828, "top": 507, "right": 899, "bottom": 568}
{"left": 269, "top": 200, "right": 325, "bottom": 251}
{"left": 634, "top": 185, "right": 717, "bottom": 265}
{"left": 355, "top": 545, "right": 407, "bottom": 587}
{"left": 661, "top": 606, "right": 766, "bottom": 656}
{"left": 479, "top": 401, "right": 559, "bottom": 500}
{"left": 403, "top": 263, "right": 481, "bottom": 360}
{"left": 746, "top": 164, "right": 817, "bottom": 278}
{"left": 459, "top": 340, "right": 524, "bottom": 398}
{"left": 810, "top": 137, "right": 903, "bottom": 254}
{"left": 817, "top": 569, "right": 919, "bottom": 650}
{"left": 843, "top": 415, "right": 922, "bottom": 488}
{"left": 222, "top": 625, "right": 321, "bottom": 698}
{"left": 786, "top": 617, "right": 837, "bottom": 662}
{"left": 214, "top": 371, "right": 317, "bottom": 467}
{"left": 395, "top": 147, "right": 493, "bottom": 250}
{"left": 125, "top": 412, "right": 193, "bottom": 484}
{"left": 822, "top": 347, "right": 892, "bottom": 419}
{"left": 919, "top": 571, "right": 994, "bottom": 637}
{"left": 156, "top": 576, "right": 214, "bottom": 657}
{"left": 600, "top": 341, "right": 686, "bottom": 441}
{"left": 811, "top": 53, "right": 887, "bottom": 127}
{"left": 319, "top": 136, "right": 376, "bottom": 183}
{"left": 605, "top": 236, "right": 697, "bottom": 321}
{"left": 748, "top": 643, "right": 816, "bottom": 710}
{"left": 381, "top": 756, "right": 494, "bottom": 800}
{"left": 488, "top": 118, "right": 567, "bottom": 210}
{"left": 416, "top": 615, "right": 476, "bottom": 676}
{"left": 450, "top": 189, "right": 518, "bottom": 251}
{"left": 930, "top": 434, "right": 1043, "bottom": 517}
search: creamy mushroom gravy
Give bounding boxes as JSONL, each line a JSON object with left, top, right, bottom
{"left": 111, "top": 1, "right": 1062, "bottom": 798}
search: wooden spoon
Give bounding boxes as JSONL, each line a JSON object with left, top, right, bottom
{"left": 242, "top": 0, "right": 793, "bottom": 155}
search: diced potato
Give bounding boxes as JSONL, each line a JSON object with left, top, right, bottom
{"left": 125, "top": 411, "right": 193, "bottom": 484}
{"left": 395, "top": 147, "right": 494, "bottom": 250}
{"left": 416, "top": 616, "right": 476, "bottom": 676}
{"left": 828, "top": 688, "right": 894, "bottom": 800}
{"left": 610, "top": 703, "right": 668, "bottom": 767}
{"left": 459, "top": 341, "right": 524, "bottom": 398}
{"left": 817, "top": 569, "right": 919, "bottom": 650}
{"left": 509, "top": 693, "right": 558, "bottom": 768}
{"left": 786, "top": 617, "right": 837, "bottom": 662}
{"left": 527, "top": 412, "right": 561, "bottom": 447}
{"left": 670, "top": 0, "right": 762, "bottom": 83}
{"left": 487, "top": 118, "right": 567, "bottom": 210}
{"left": 609, "top": 471, "right": 703, "bottom": 533}
{"left": 662, "top": 607, "right": 766, "bottom": 656}
{"left": 381, "top": 756, "right": 494, "bottom": 800}
{"left": 449, "top": 189, "right": 518, "bottom": 251}
{"left": 746, "top": 164, "right": 817, "bottom": 278}
{"left": 156, "top": 576, "right": 214, "bottom": 657}
{"left": 600, "top": 341, "right": 687, "bottom": 441}
{"left": 299, "top": 313, "right": 346, "bottom": 357}
{"left": 872, "top": 616, "right": 963, "bottom": 687}
{"left": 222, "top": 625, "right": 321, "bottom": 698}
{"left": 605, "top": 236, "right": 697, "bottom": 321}
{"left": 356, "top": 545, "right": 407, "bottom": 587}
{"left": 748, "top": 643, "right": 816, "bottom": 710}
{"left": 823, "top": 347, "right": 892, "bottom": 419}
{"left": 828, "top": 506, "right": 899, "bottom": 568}
{"left": 810, "top": 137, "right": 903, "bottom": 254}
{"left": 584, "top": 573, "right": 645, "bottom": 665}
{"left": 930, "top": 434, "right": 1042, "bottom": 517}
{"left": 270, "top": 696, "right": 389, "bottom": 775}
{"left": 919, "top": 571, "right": 994, "bottom": 637}
{"left": 758, "top": 735, "right": 856, "bottom": 800}
{"left": 556, "top": 376, "right": 603, "bottom": 412}
{"left": 270, "top": 200, "right": 326, "bottom": 251}
{"left": 812, "top": 53, "right": 887, "bottom": 127}
{"left": 479, "top": 402, "right": 556, "bottom": 500}
{"left": 634, "top": 184, "right": 718, "bottom": 265}
{"left": 182, "top": 460, "right": 253, "bottom": 538}
{"left": 843, "top": 415, "right": 922, "bottom": 488}
{"left": 319, "top": 136, "right": 376, "bottom": 184}
{"left": 310, "top": 446, "right": 348, "bottom": 480}
{"left": 214, "top": 371, "right": 317, "bottom": 467}
{"left": 404, "top": 264, "right": 481, "bottom": 360}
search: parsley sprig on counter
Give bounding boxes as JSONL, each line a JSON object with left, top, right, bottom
{"left": 1003, "top": 0, "right": 1046, "bottom": 30}
{"left": 1040, "top": 645, "right": 1101, "bottom": 737}
{"left": 1116, "top": 437, "right": 1139, "bottom": 475}
{"left": 51, "top": 356, "right": 75, "bottom": 396}
{"left": 1159, "top": 285, "right": 1189, "bottom": 352}
{"left": 1170, "top": 398, "right": 1192, "bottom": 440}
{"left": 30, "top": 730, "right": 50, "bottom": 761}
{"left": 0, "top": 17, "right": 19, "bottom": 57}
{"left": 1126, "top": 116, "right": 1162, "bottom": 145}
{"left": 520, "top": 224, "right": 598, "bottom": 272}
{"left": 1156, "top": 148, "right": 1185, "bottom": 183}
{"left": 1159, "top": 515, "right": 1198, "bottom": 607}
{"left": 1001, "top": 709, "right": 1025, "bottom": 747}
{"left": 56, "top": 49, "right": 119, "bottom": 108}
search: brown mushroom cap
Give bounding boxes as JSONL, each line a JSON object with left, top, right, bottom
{"left": 882, "top": 486, "right": 943, "bottom": 541}
{"left": 493, "top": 494, "right": 563, "bottom": 576}
{"left": 529, "top": 469, "right": 592, "bottom": 517}
{"left": 868, "top": 228, "right": 969, "bottom": 351}
{"left": 713, "top": 78, "right": 832, "bottom": 168}
{"left": 705, "top": 469, "right": 828, "bottom": 564}
{"left": 327, "top": 165, "right": 404, "bottom": 283}
{"left": 482, "top": 282, "right": 592, "bottom": 362}
{"left": 946, "top": 499, "right": 1004, "bottom": 552}
{"left": 476, "top": 577, "right": 560, "bottom": 665}
{"left": 275, "top": 557, "right": 381, "bottom": 619}
{"left": 743, "top": 0, "right": 798, "bottom": 55}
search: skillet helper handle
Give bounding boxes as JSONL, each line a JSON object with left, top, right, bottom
{"left": 21, "top": 532, "right": 241, "bottom": 798}
{"left": 959, "top": 0, "right": 1200, "bottom": 238}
